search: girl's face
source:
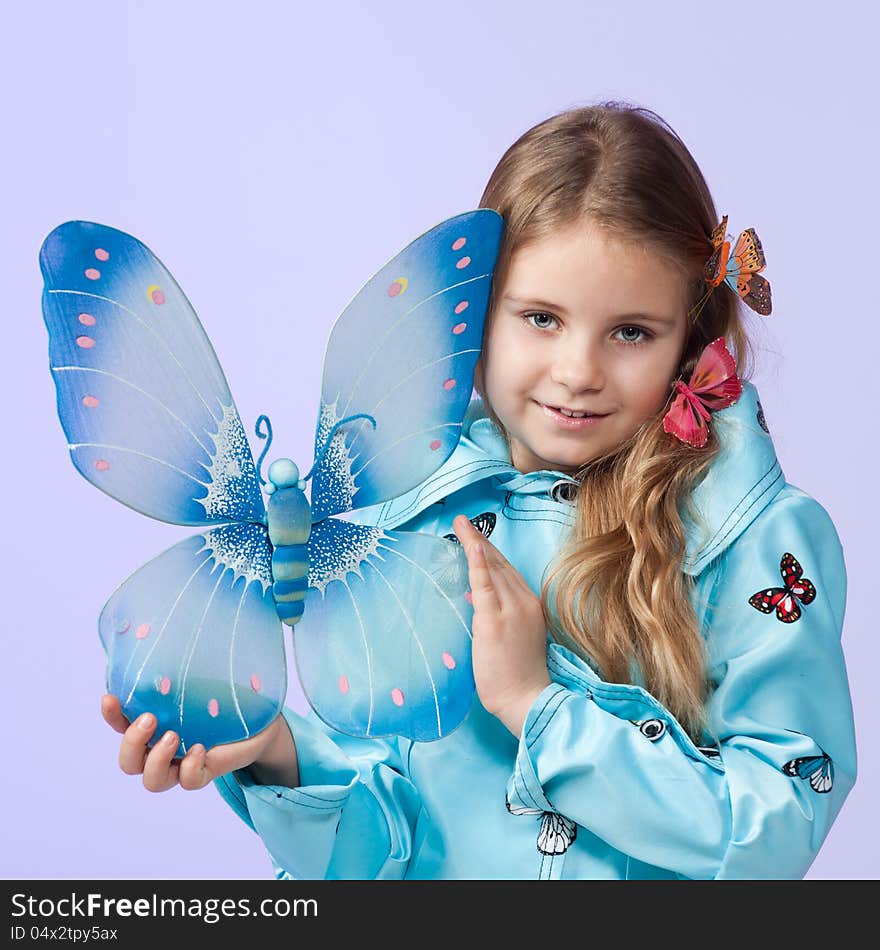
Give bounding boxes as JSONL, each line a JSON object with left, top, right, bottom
{"left": 478, "top": 221, "right": 691, "bottom": 475}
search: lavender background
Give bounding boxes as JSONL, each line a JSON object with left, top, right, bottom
{"left": 3, "top": 1, "right": 875, "bottom": 879}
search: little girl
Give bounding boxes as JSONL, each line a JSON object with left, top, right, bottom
{"left": 102, "top": 101, "right": 857, "bottom": 880}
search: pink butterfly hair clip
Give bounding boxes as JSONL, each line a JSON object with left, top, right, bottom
{"left": 663, "top": 337, "right": 742, "bottom": 448}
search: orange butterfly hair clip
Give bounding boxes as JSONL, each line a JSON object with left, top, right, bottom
{"left": 689, "top": 216, "right": 772, "bottom": 322}
{"left": 663, "top": 337, "right": 742, "bottom": 448}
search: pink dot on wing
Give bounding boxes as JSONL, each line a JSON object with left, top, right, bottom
{"left": 454, "top": 300, "right": 469, "bottom": 314}
{"left": 208, "top": 699, "right": 219, "bottom": 717}
{"left": 76, "top": 335, "right": 95, "bottom": 349}
{"left": 151, "top": 289, "right": 165, "bottom": 305}
{"left": 452, "top": 322, "right": 467, "bottom": 334}
{"left": 430, "top": 439, "right": 442, "bottom": 450}
{"left": 95, "top": 248, "right": 110, "bottom": 261}
{"left": 339, "top": 675, "right": 350, "bottom": 694}
{"left": 135, "top": 623, "right": 151, "bottom": 639}
{"left": 443, "top": 378, "right": 456, "bottom": 390}
{"left": 250, "top": 673, "right": 262, "bottom": 692}
{"left": 391, "top": 688, "right": 405, "bottom": 707}
{"left": 94, "top": 459, "right": 110, "bottom": 471}
{"left": 158, "top": 677, "right": 171, "bottom": 695}
{"left": 78, "top": 313, "right": 96, "bottom": 326}
{"left": 452, "top": 237, "right": 466, "bottom": 250}
{"left": 442, "top": 652, "right": 456, "bottom": 670}
{"left": 465, "top": 591, "right": 473, "bottom": 604}
{"left": 85, "top": 268, "right": 100, "bottom": 280}
{"left": 455, "top": 256, "right": 471, "bottom": 269}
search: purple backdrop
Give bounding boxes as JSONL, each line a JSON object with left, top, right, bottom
{"left": 3, "top": 1, "right": 874, "bottom": 879}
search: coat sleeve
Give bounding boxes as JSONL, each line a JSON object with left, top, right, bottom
{"left": 214, "top": 708, "right": 421, "bottom": 880}
{"left": 506, "top": 487, "right": 857, "bottom": 879}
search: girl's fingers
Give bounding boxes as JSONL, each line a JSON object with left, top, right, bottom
{"left": 101, "top": 694, "right": 130, "bottom": 735}
{"left": 467, "top": 540, "right": 503, "bottom": 614}
{"left": 178, "top": 745, "right": 212, "bottom": 791}
{"left": 454, "top": 515, "right": 518, "bottom": 574}
{"left": 454, "top": 515, "right": 530, "bottom": 601}
{"left": 142, "top": 730, "right": 182, "bottom": 792}
{"left": 118, "top": 713, "right": 157, "bottom": 776}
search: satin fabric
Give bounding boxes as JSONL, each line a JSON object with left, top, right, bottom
{"left": 215, "top": 383, "right": 856, "bottom": 879}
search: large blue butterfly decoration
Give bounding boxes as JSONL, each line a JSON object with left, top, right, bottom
{"left": 40, "top": 211, "right": 503, "bottom": 752}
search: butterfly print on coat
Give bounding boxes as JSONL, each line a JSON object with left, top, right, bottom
{"left": 748, "top": 553, "right": 817, "bottom": 623}
{"left": 506, "top": 801, "right": 578, "bottom": 856}
{"left": 783, "top": 752, "right": 834, "bottom": 793}
{"left": 756, "top": 399, "right": 770, "bottom": 433}
{"left": 444, "top": 511, "right": 496, "bottom": 543}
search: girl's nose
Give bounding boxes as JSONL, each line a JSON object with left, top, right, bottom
{"left": 549, "top": 345, "right": 605, "bottom": 391}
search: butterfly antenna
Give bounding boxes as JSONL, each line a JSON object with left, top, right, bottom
{"left": 688, "top": 286, "right": 713, "bottom": 325}
{"left": 303, "top": 412, "right": 377, "bottom": 483}
{"left": 255, "top": 414, "right": 274, "bottom": 487}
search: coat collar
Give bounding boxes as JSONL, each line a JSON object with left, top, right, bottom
{"left": 358, "top": 383, "right": 784, "bottom": 576}
{"left": 682, "top": 381, "right": 784, "bottom": 573}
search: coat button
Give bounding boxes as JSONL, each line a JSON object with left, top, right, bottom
{"left": 639, "top": 719, "right": 666, "bottom": 741}
{"left": 549, "top": 479, "right": 578, "bottom": 504}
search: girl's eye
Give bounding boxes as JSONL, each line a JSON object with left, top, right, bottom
{"left": 525, "top": 312, "right": 558, "bottom": 330}
{"left": 617, "top": 326, "right": 650, "bottom": 345}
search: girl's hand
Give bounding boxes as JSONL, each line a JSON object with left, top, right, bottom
{"left": 452, "top": 515, "right": 552, "bottom": 736}
{"left": 101, "top": 694, "right": 299, "bottom": 792}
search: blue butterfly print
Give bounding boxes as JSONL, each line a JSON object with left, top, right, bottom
{"left": 40, "top": 211, "right": 503, "bottom": 751}
{"left": 442, "top": 511, "right": 496, "bottom": 543}
{"left": 783, "top": 753, "right": 834, "bottom": 793}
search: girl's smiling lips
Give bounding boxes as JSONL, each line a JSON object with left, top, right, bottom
{"left": 536, "top": 400, "right": 611, "bottom": 428}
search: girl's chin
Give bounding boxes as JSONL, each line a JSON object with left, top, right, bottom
{"left": 512, "top": 445, "right": 596, "bottom": 475}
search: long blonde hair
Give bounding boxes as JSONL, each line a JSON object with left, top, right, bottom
{"left": 478, "top": 101, "right": 754, "bottom": 741}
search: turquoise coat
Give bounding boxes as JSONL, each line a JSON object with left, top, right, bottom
{"left": 215, "top": 383, "right": 856, "bottom": 879}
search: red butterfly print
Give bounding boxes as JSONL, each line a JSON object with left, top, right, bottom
{"left": 704, "top": 216, "right": 773, "bottom": 316}
{"left": 662, "top": 337, "right": 742, "bottom": 448}
{"left": 748, "top": 552, "right": 817, "bottom": 623}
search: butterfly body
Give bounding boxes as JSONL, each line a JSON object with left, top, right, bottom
{"left": 265, "top": 459, "right": 312, "bottom": 626}
{"left": 42, "top": 211, "right": 503, "bottom": 748}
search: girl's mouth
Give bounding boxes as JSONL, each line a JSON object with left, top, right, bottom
{"left": 538, "top": 402, "right": 609, "bottom": 429}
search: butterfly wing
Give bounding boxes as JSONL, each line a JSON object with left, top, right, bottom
{"left": 662, "top": 390, "right": 710, "bottom": 448}
{"left": 442, "top": 511, "right": 497, "bottom": 543}
{"left": 809, "top": 756, "right": 834, "bottom": 794}
{"left": 309, "top": 210, "right": 503, "bottom": 521}
{"left": 748, "top": 587, "right": 788, "bottom": 614}
{"left": 40, "top": 221, "right": 264, "bottom": 526}
{"left": 736, "top": 272, "right": 772, "bottom": 316}
{"left": 725, "top": 228, "right": 772, "bottom": 315}
{"left": 703, "top": 215, "right": 730, "bottom": 286}
{"left": 687, "top": 337, "right": 742, "bottom": 411}
{"left": 731, "top": 227, "right": 767, "bottom": 274}
{"left": 783, "top": 754, "right": 834, "bottom": 793}
{"left": 292, "top": 519, "right": 474, "bottom": 741}
{"left": 748, "top": 586, "right": 801, "bottom": 623}
{"left": 506, "top": 800, "right": 542, "bottom": 817}
{"left": 780, "top": 552, "right": 817, "bottom": 605}
{"left": 100, "top": 523, "right": 284, "bottom": 752}
{"left": 536, "top": 813, "right": 577, "bottom": 855}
